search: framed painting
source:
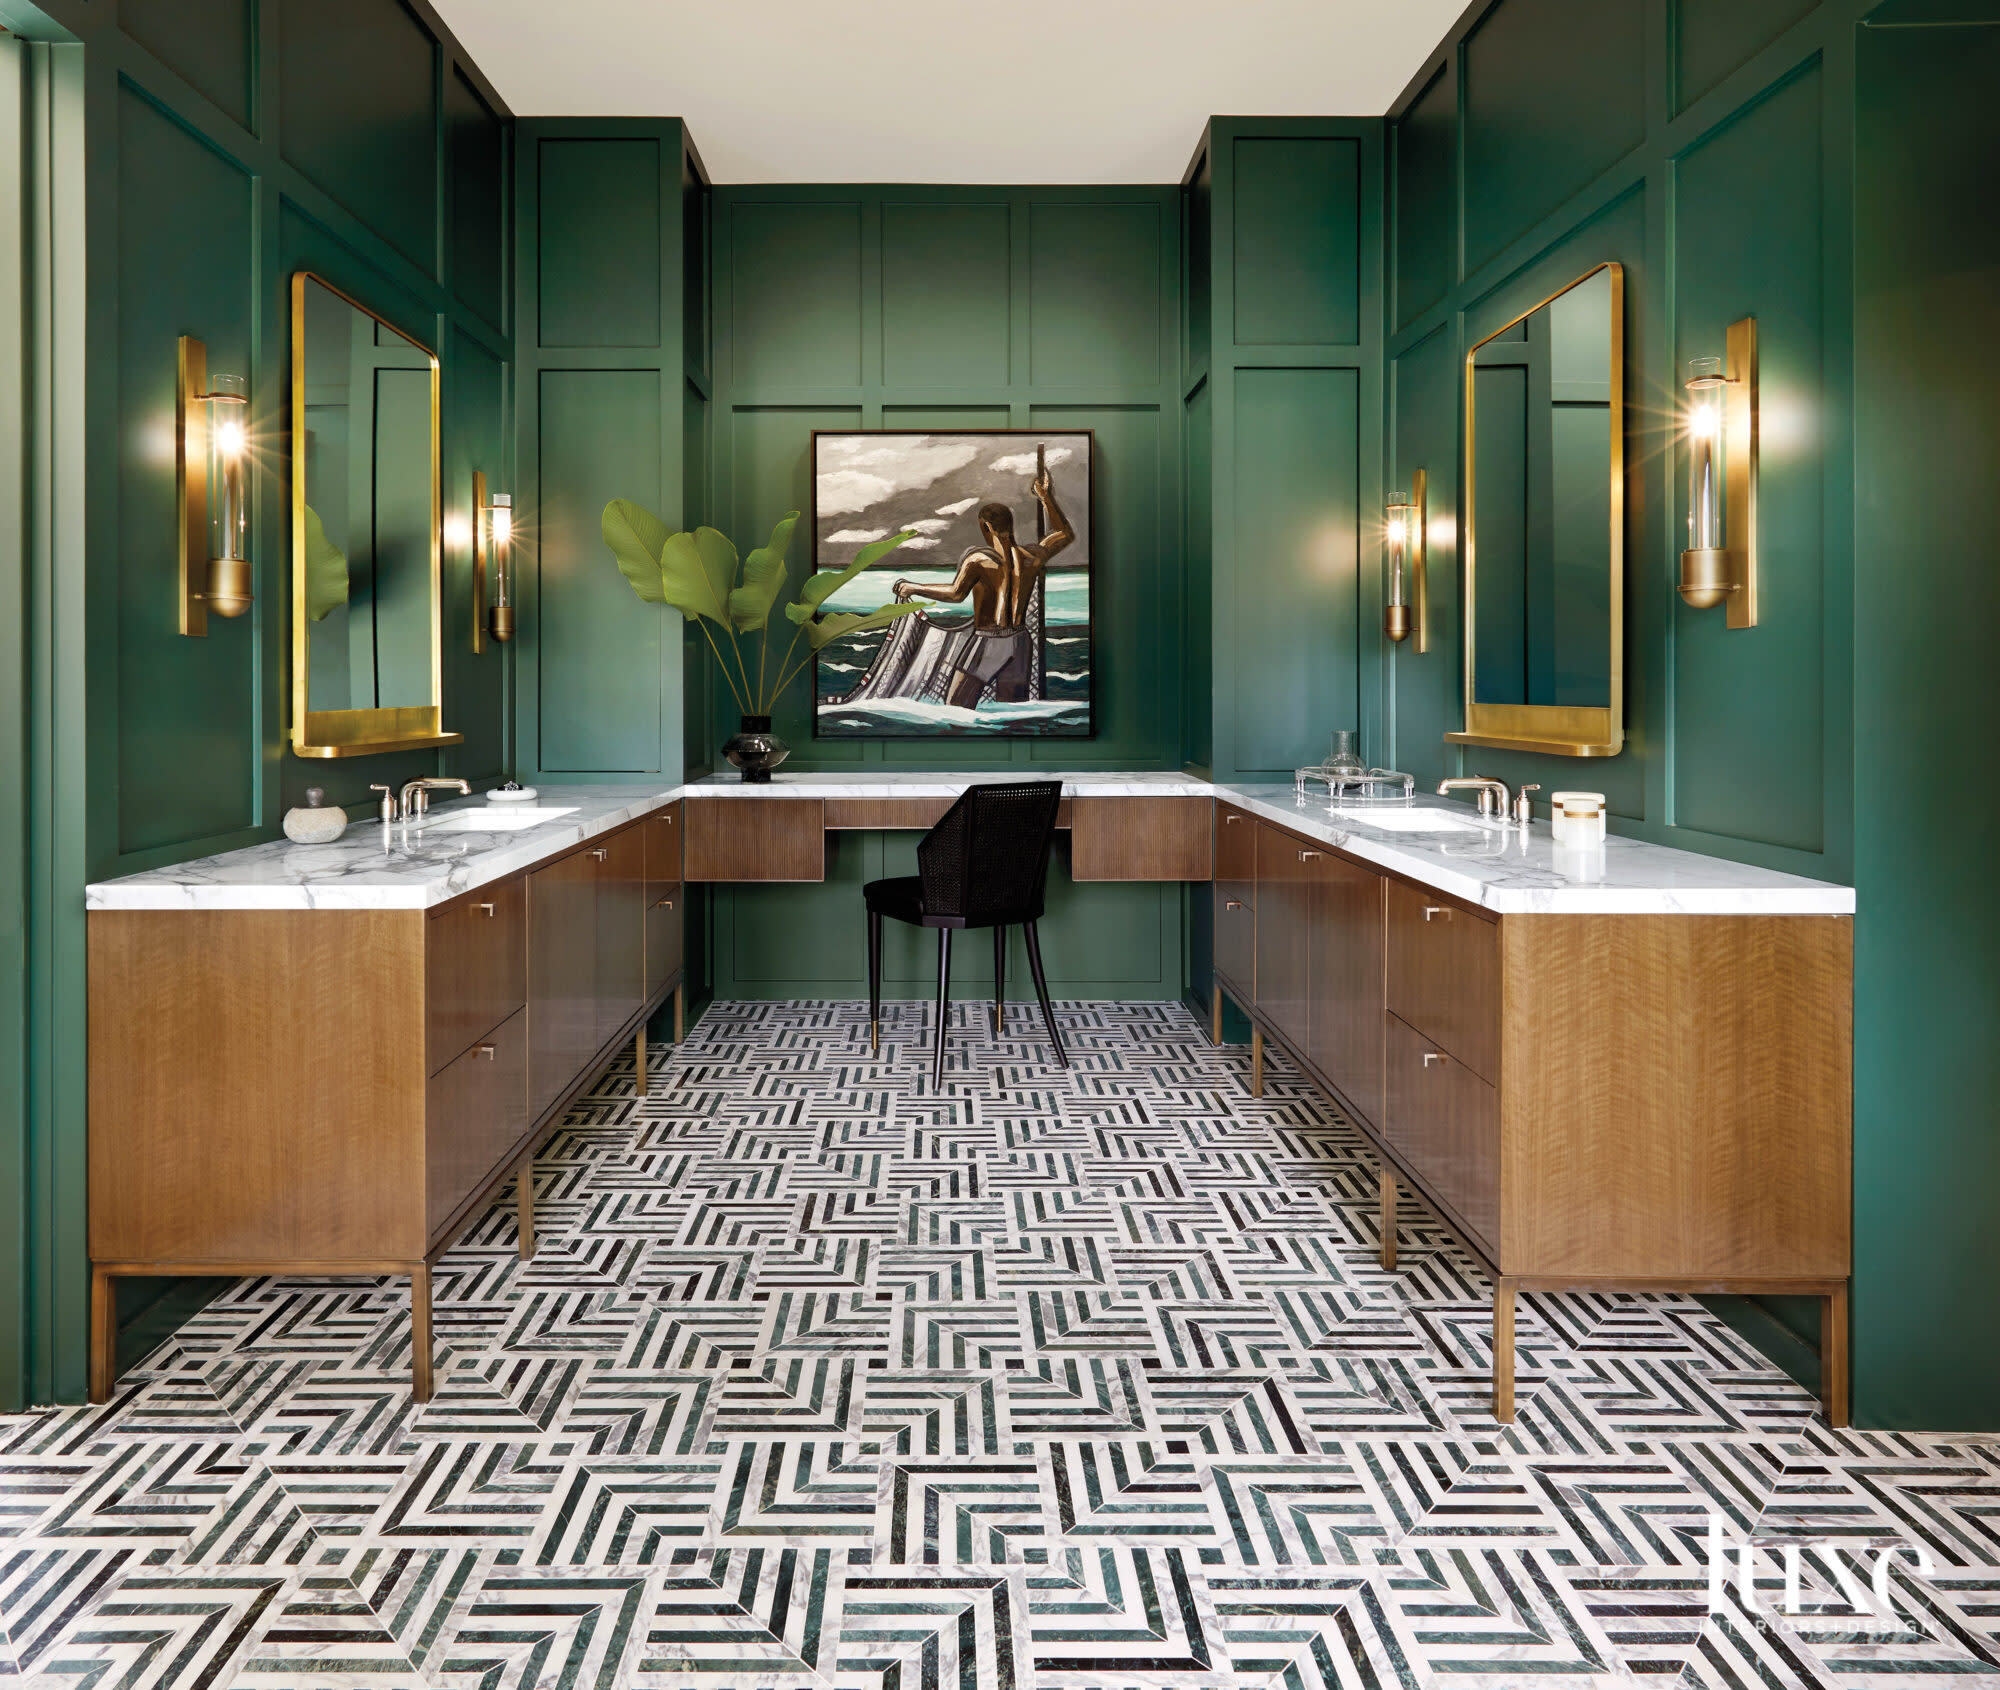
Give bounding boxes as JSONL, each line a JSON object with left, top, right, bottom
{"left": 810, "top": 430, "right": 1094, "bottom": 738}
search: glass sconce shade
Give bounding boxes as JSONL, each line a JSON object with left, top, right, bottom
{"left": 204, "top": 371, "right": 252, "bottom": 618}
{"left": 1384, "top": 488, "right": 1417, "bottom": 643}
{"left": 486, "top": 491, "right": 514, "bottom": 641}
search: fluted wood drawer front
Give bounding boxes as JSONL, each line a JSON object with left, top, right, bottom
{"left": 426, "top": 876, "right": 526, "bottom": 1076}
{"left": 1384, "top": 1011, "right": 1499, "bottom": 1258}
{"left": 426, "top": 1006, "right": 528, "bottom": 1239}
{"left": 1386, "top": 878, "right": 1499, "bottom": 1083}
{"left": 1215, "top": 883, "right": 1255, "bottom": 998}
{"left": 644, "top": 802, "right": 682, "bottom": 892}
{"left": 646, "top": 883, "right": 684, "bottom": 1001}
{"left": 1217, "top": 805, "right": 1257, "bottom": 886}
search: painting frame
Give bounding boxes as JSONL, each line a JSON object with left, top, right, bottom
{"left": 807, "top": 428, "right": 1097, "bottom": 741}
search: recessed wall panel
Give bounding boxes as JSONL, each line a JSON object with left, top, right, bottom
{"left": 1676, "top": 0, "right": 1817, "bottom": 112}
{"left": 1389, "top": 326, "right": 1456, "bottom": 790}
{"left": 1463, "top": 0, "right": 1645, "bottom": 271}
{"left": 881, "top": 203, "right": 1010, "bottom": 386}
{"left": 1232, "top": 136, "right": 1360, "bottom": 346}
{"left": 279, "top": 0, "right": 437, "bottom": 269}
{"left": 538, "top": 139, "right": 661, "bottom": 349}
{"left": 120, "top": 0, "right": 250, "bottom": 127}
{"left": 537, "top": 370, "right": 664, "bottom": 772}
{"left": 447, "top": 69, "right": 505, "bottom": 328}
{"left": 1232, "top": 367, "right": 1360, "bottom": 774}
{"left": 1673, "top": 65, "right": 1824, "bottom": 852}
{"left": 1029, "top": 201, "right": 1161, "bottom": 386}
{"left": 1394, "top": 64, "right": 1455, "bottom": 328}
{"left": 731, "top": 201, "right": 863, "bottom": 387}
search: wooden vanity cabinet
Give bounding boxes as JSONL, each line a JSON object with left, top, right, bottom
{"left": 1216, "top": 811, "right": 1853, "bottom": 1426}
{"left": 88, "top": 804, "right": 688, "bottom": 1406}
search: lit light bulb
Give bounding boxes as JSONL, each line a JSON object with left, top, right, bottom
{"left": 1688, "top": 404, "right": 1719, "bottom": 441}
{"left": 491, "top": 507, "right": 512, "bottom": 545}
{"left": 1386, "top": 517, "right": 1407, "bottom": 545}
{"left": 216, "top": 417, "right": 247, "bottom": 458}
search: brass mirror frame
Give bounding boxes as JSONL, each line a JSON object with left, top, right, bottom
{"left": 1448, "top": 260, "right": 1625, "bottom": 759}
{"left": 288, "top": 271, "right": 461, "bottom": 760}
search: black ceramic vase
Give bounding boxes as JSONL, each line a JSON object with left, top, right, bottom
{"left": 722, "top": 714, "right": 789, "bottom": 783}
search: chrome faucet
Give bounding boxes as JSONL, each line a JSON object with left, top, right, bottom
{"left": 389, "top": 777, "right": 471, "bottom": 822}
{"left": 1437, "top": 774, "right": 1510, "bottom": 820}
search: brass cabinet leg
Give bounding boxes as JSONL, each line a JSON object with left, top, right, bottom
{"left": 517, "top": 1159, "right": 536, "bottom": 1260}
{"left": 411, "top": 1265, "right": 434, "bottom": 1404}
{"left": 1250, "top": 1026, "right": 1264, "bottom": 1097}
{"left": 1822, "top": 1282, "right": 1850, "bottom": 1428}
{"left": 635, "top": 1029, "right": 647, "bottom": 1097}
{"left": 1493, "top": 1278, "right": 1517, "bottom": 1422}
{"left": 1211, "top": 983, "right": 1222, "bottom": 1046}
{"left": 674, "top": 983, "right": 684, "bottom": 1044}
{"left": 1379, "top": 1167, "right": 1398, "bottom": 1271}
{"left": 90, "top": 1266, "right": 115, "bottom": 1404}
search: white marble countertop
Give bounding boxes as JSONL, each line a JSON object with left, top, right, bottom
{"left": 1214, "top": 784, "right": 1855, "bottom": 916}
{"left": 84, "top": 770, "right": 1854, "bottom": 917}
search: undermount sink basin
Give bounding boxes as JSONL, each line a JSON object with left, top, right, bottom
{"left": 421, "top": 805, "right": 579, "bottom": 833}
{"left": 1330, "top": 806, "right": 1495, "bottom": 834}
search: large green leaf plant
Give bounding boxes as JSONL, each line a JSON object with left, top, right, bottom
{"left": 603, "top": 501, "right": 920, "bottom": 717}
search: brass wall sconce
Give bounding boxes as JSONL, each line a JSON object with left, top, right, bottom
{"left": 177, "top": 335, "right": 252, "bottom": 635}
{"left": 1384, "top": 469, "right": 1428, "bottom": 651}
{"left": 475, "top": 473, "right": 514, "bottom": 645}
{"left": 1678, "top": 316, "right": 1758, "bottom": 627}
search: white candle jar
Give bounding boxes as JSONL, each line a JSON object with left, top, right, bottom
{"left": 1549, "top": 791, "right": 1607, "bottom": 847}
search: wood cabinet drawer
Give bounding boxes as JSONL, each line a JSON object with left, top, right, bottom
{"left": 646, "top": 883, "right": 684, "bottom": 1001}
{"left": 1386, "top": 878, "right": 1499, "bottom": 1083}
{"left": 1215, "top": 883, "right": 1255, "bottom": 997}
{"left": 426, "top": 876, "right": 526, "bottom": 1076}
{"left": 1254, "top": 825, "right": 1313, "bottom": 1052}
{"left": 1217, "top": 805, "right": 1257, "bottom": 885}
{"left": 684, "top": 798, "right": 826, "bottom": 881}
{"left": 1070, "top": 797, "right": 1214, "bottom": 881}
{"left": 644, "top": 802, "right": 682, "bottom": 891}
{"left": 1384, "top": 1011, "right": 1499, "bottom": 1257}
{"left": 426, "top": 1006, "right": 528, "bottom": 1240}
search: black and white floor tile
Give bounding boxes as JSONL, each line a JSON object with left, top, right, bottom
{"left": 5, "top": 1000, "right": 1997, "bottom": 1688}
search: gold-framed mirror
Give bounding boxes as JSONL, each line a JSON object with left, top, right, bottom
{"left": 1450, "top": 261, "right": 1624, "bottom": 758}
{"left": 289, "top": 271, "right": 460, "bottom": 759}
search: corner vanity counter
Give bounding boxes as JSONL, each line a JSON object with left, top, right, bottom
{"left": 1207, "top": 786, "right": 1855, "bottom": 1424}
{"left": 84, "top": 786, "right": 689, "bottom": 1404}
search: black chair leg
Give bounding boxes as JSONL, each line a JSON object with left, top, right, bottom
{"left": 933, "top": 928, "right": 953, "bottom": 1089}
{"left": 993, "top": 925, "right": 1006, "bottom": 1036}
{"left": 868, "top": 909, "right": 883, "bottom": 1054}
{"left": 1023, "top": 921, "right": 1068, "bottom": 1067}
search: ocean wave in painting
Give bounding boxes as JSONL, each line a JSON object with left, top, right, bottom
{"left": 815, "top": 697, "right": 1091, "bottom": 737}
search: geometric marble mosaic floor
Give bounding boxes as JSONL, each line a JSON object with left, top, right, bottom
{"left": 5, "top": 1001, "right": 1998, "bottom": 1690}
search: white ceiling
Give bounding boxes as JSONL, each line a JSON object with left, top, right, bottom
{"left": 433, "top": 0, "right": 1463, "bottom": 184}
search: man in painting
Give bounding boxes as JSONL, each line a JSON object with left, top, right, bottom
{"left": 891, "top": 467, "right": 1073, "bottom": 708}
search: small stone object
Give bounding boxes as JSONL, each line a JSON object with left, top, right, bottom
{"left": 283, "top": 786, "right": 349, "bottom": 844}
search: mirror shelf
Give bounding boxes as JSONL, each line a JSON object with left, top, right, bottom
{"left": 289, "top": 270, "right": 456, "bottom": 760}
{"left": 1454, "top": 260, "right": 1624, "bottom": 760}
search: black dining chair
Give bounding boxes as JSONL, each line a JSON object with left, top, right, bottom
{"left": 863, "top": 780, "right": 1069, "bottom": 1086}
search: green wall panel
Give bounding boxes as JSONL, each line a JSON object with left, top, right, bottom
{"left": 441, "top": 331, "right": 508, "bottom": 779}
{"left": 881, "top": 202, "right": 1010, "bottom": 387}
{"left": 730, "top": 200, "right": 862, "bottom": 387}
{"left": 114, "top": 87, "right": 256, "bottom": 856}
{"left": 1462, "top": 0, "right": 1646, "bottom": 271}
{"left": 536, "top": 370, "right": 664, "bottom": 772}
{"left": 1677, "top": 0, "right": 1818, "bottom": 110}
{"left": 537, "top": 138, "right": 661, "bottom": 349}
{"left": 1230, "top": 367, "right": 1360, "bottom": 776}
{"left": 1394, "top": 64, "right": 1455, "bottom": 329}
{"left": 1853, "top": 14, "right": 2000, "bottom": 1429}
{"left": 1672, "top": 66, "right": 1825, "bottom": 853}
{"left": 1029, "top": 200, "right": 1162, "bottom": 387}
{"left": 278, "top": 0, "right": 438, "bottom": 270}
{"left": 447, "top": 67, "right": 505, "bottom": 328}
{"left": 1232, "top": 136, "right": 1360, "bottom": 346}
{"left": 1184, "top": 150, "right": 1211, "bottom": 378}
{"left": 118, "top": 0, "right": 249, "bottom": 126}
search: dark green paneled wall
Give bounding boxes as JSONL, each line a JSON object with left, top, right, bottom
{"left": 696, "top": 186, "right": 1184, "bottom": 1001}
{"left": 2, "top": 0, "right": 512, "bottom": 1409}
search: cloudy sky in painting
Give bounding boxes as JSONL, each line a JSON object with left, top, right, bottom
{"left": 812, "top": 433, "right": 1090, "bottom": 571}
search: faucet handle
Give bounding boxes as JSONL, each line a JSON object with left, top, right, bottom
{"left": 369, "top": 784, "right": 395, "bottom": 823}
{"left": 1512, "top": 783, "right": 1541, "bottom": 825}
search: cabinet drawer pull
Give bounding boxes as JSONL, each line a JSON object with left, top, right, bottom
{"left": 475, "top": 902, "right": 495, "bottom": 917}
{"left": 1224, "top": 814, "right": 1241, "bottom": 825}
{"left": 474, "top": 1044, "right": 497, "bottom": 1060}
{"left": 1422, "top": 1051, "right": 1445, "bottom": 1067}
{"left": 1422, "top": 905, "right": 1450, "bottom": 921}
{"left": 589, "top": 848, "right": 609, "bottom": 861}
{"left": 1224, "top": 899, "right": 1244, "bottom": 910}
{"left": 1298, "top": 849, "right": 1322, "bottom": 861}
{"left": 655, "top": 897, "right": 675, "bottom": 910}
